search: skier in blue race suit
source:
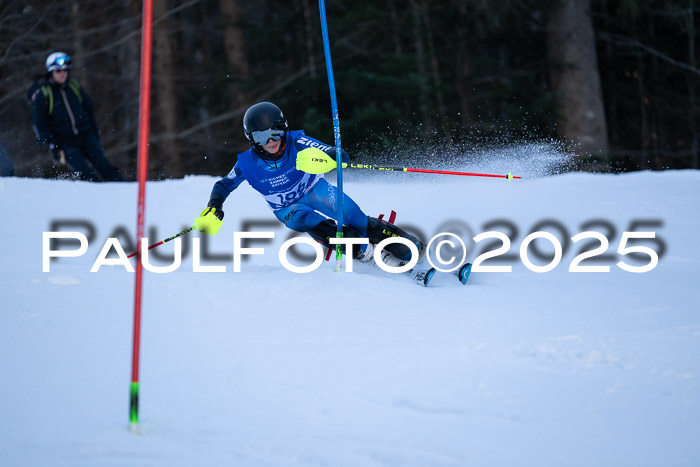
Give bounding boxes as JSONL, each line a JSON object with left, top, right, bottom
{"left": 194, "top": 102, "right": 422, "bottom": 263}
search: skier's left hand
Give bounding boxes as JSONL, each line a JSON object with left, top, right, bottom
{"left": 50, "top": 144, "right": 66, "bottom": 166}
{"left": 194, "top": 207, "right": 224, "bottom": 235}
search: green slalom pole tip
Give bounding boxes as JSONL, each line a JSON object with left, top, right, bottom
{"left": 335, "top": 233, "right": 343, "bottom": 259}
{"left": 507, "top": 172, "right": 513, "bottom": 181}
{"left": 129, "top": 382, "right": 140, "bottom": 426}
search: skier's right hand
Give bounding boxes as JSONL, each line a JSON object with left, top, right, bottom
{"left": 50, "top": 144, "right": 66, "bottom": 166}
{"left": 194, "top": 207, "right": 224, "bottom": 235}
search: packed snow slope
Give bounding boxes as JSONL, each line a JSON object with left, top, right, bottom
{"left": 1, "top": 169, "right": 699, "bottom": 467}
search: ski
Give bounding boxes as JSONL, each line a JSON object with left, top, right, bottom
{"left": 410, "top": 265, "right": 436, "bottom": 287}
{"left": 375, "top": 248, "right": 435, "bottom": 287}
{"left": 457, "top": 262, "right": 472, "bottom": 285}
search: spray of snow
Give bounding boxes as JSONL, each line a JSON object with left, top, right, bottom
{"left": 348, "top": 126, "right": 576, "bottom": 182}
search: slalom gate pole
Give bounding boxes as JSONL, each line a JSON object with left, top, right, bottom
{"left": 126, "top": 226, "right": 195, "bottom": 259}
{"left": 318, "top": 0, "right": 345, "bottom": 272}
{"left": 130, "top": 0, "right": 154, "bottom": 435}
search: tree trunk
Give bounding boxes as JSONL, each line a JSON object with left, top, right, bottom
{"left": 218, "top": 0, "right": 249, "bottom": 109}
{"left": 70, "top": 1, "right": 87, "bottom": 89}
{"left": 115, "top": 0, "right": 142, "bottom": 178}
{"left": 688, "top": 0, "right": 698, "bottom": 169}
{"left": 421, "top": 0, "right": 446, "bottom": 123}
{"left": 636, "top": 52, "right": 649, "bottom": 169}
{"left": 388, "top": 0, "right": 403, "bottom": 56}
{"left": 546, "top": 0, "right": 609, "bottom": 156}
{"left": 409, "top": 0, "right": 432, "bottom": 132}
{"left": 302, "top": 0, "right": 317, "bottom": 80}
{"left": 153, "top": 0, "right": 182, "bottom": 176}
{"left": 455, "top": 1, "right": 471, "bottom": 126}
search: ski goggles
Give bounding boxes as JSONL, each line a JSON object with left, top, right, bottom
{"left": 49, "top": 55, "right": 72, "bottom": 71}
{"left": 250, "top": 128, "right": 285, "bottom": 145}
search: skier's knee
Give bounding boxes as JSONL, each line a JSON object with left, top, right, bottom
{"left": 308, "top": 219, "right": 364, "bottom": 256}
{"left": 367, "top": 216, "right": 423, "bottom": 261}
{"left": 307, "top": 219, "right": 337, "bottom": 246}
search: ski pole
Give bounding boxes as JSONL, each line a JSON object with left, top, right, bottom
{"left": 296, "top": 147, "right": 521, "bottom": 180}
{"left": 351, "top": 163, "right": 520, "bottom": 180}
{"left": 127, "top": 226, "right": 195, "bottom": 259}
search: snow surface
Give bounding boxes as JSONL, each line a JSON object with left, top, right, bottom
{"left": 1, "top": 170, "right": 699, "bottom": 466}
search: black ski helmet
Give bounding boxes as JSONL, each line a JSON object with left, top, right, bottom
{"left": 243, "top": 102, "right": 288, "bottom": 146}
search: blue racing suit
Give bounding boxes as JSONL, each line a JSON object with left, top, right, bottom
{"left": 209, "top": 130, "right": 369, "bottom": 235}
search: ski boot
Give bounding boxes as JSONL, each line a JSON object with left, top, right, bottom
{"left": 367, "top": 216, "right": 424, "bottom": 263}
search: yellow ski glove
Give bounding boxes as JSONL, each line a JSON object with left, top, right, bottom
{"left": 194, "top": 207, "right": 224, "bottom": 235}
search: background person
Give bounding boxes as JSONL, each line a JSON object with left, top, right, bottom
{"left": 30, "top": 51, "right": 123, "bottom": 181}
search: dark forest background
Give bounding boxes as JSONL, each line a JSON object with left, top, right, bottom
{"left": 0, "top": 0, "right": 698, "bottom": 180}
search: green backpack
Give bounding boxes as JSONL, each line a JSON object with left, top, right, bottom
{"left": 28, "top": 79, "right": 83, "bottom": 114}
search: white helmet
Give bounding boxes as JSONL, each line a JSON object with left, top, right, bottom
{"left": 46, "top": 52, "right": 72, "bottom": 72}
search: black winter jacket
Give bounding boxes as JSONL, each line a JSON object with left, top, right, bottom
{"left": 30, "top": 76, "right": 99, "bottom": 147}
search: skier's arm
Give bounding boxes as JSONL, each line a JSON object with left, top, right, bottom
{"left": 31, "top": 91, "right": 55, "bottom": 147}
{"left": 195, "top": 163, "right": 246, "bottom": 235}
{"left": 293, "top": 132, "right": 350, "bottom": 163}
{"left": 207, "top": 163, "right": 246, "bottom": 209}
{"left": 31, "top": 91, "right": 65, "bottom": 164}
